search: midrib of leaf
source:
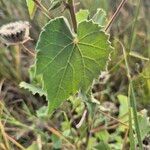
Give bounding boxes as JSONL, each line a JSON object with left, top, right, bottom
{"left": 54, "top": 44, "right": 75, "bottom": 99}
{"left": 76, "top": 44, "right": 86, "bottom": 84}
{"left": 36, "top": 17, "right": 113, "bottom": 114}
{"left": 48, "top": 37, "right": 102, "bottom": 101}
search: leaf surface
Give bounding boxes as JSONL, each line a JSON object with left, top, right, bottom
{"left": 92, "top": 8, "right": 107, "bottom": 26}
{"left": 36, "top": 17, "right": 112, "bottom": 113}
{"left": 76, "top": 9, "right": 89, "bottom": 23}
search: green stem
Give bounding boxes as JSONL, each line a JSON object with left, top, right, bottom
{"left": 129, "top": 0, "right": 141, "bottom": 51}
{"left": 121, "top": 42, "right": 143, "bottom": 149}
{"left": 128, "top": 85, "right": 136, "bottom": 150}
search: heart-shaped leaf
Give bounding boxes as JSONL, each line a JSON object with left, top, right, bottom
{"left": 36, "top": 17, "right": 113, "bottom": 114}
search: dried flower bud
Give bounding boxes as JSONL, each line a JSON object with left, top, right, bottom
{"left": 0, "top": 21, "right": 31, "bottom": 45}
{"left": 99, "top": 71, "right": 110, "bottom": 84}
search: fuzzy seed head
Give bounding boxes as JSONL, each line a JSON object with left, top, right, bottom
{"left": 0, "top": 21, "right": 31, "bottom": 45}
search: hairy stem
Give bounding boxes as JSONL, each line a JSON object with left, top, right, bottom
{"left": 67, "top": 0, "right": 77, "bottom": 33}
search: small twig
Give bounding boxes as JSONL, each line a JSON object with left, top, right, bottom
{"left": 0, "top": 121, "right": 10, "bottom": 150}
{"left": 32, "top": 0, "right": 52, "bottom": 19}
{"left": 0, "top": 143, "right": 7, "bottom": 150}
{"left": 122, "top": 128, "right": 129, "bottom": 150}
{"left": 108, "top": 112, "right": 129, "bottom": 127}
{"left": 105, "top": 0, "right": 127, "bottom": 32}
{"left": 85, "top": 106, "right": 90, "bottom": 149}
{"left": 5, "top": 133, "right": 25, "bottom": 150}
{"left": 37, "top": 135, "right": 42, "bottom": 150}
{"left": 0, "top": 78, "right": 5, "bottom": 94}
{"left": 99, "top": 109, "right": 129, "bottom": 127}
{"left": 22, "top": 44, "right": 36, "bottom": 57}
{"left": 90, "top": 114, "right": 129, "bottom": 134}
{"left": 45, "top": 124, "right": 75, "bottom": 149}
{"left": 14, "top": 45, "right": 21, "bottom": 79}
{"left": 76, "top": 109, "right": 87, "bottom": 128}
{"left": 90, "top": 123, "right": 120, "bottom": 133}
{"left": 65, "top": 0, "right": 77, "bottom": 33}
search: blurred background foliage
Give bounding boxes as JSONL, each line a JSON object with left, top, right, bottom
{"left": 0, "top": 0, "right": 150, "bottom": 149}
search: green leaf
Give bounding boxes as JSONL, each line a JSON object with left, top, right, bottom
{"left": 138, "top": 113, "right": 150, "bottom": 140}
{"left": 95, "top": 142, "right": 110, "bottom": 150}
{"left": 118, "top": 95, "right": 129, "bottom": 118}
{"left": 19, "top": 81, "right": 47, "bottom": 97}
{"left": 26, "top": 142, "right": 39, "bottom": 150}
{"left": 36, "top": 17, "right": 113, "bottom": 114}
{"left": 117, "top": 95, "right": 129, "bottom": 131}
{"left": 87, "top": 137, "right": 97, "bottom": 149}
{"left": 95, "top": 130, "right": 109, "bottom": 142}
{"left": 26, "top": 0, "right": 37, "bottom": 19}
{"left": 36, "top": 106, "right": 48, "bottom": 118}
{"left": 51, "top": 134, "right": 62, "bottom": 149}
{"left": 76, "top": 9, "right": 89, "bottom": 23}
{"left": 92, "top": 8, "right": 107, "bottom": 26}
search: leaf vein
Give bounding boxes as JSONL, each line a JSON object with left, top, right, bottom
{"left": 79, "top": 42, "right": 106, "bottom": 51}
{"left": 79, "top": 31, "right": 99, "bottom": 41}
{"left": 48, "top": 29, "right": 73, "bottom": 41}
{"left": 83, "top": 56, "right": 100, "bottom": 68}
{"left": 54, "top": 45, "right": 76, "bottom": 99}
{"left": 39, "top": 42, "right": 73, "bottom": 74}
{"left": 76, "top": 45, "right": 86, "bottom": 83}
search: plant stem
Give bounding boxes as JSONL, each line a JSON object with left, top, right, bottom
{"left": 5, "top": 133, "right": 25, "bottom": 150}
{"left": 127, "top": 1, "right": 143, "bottom": 148}
{"left": 33, "top": 0, "right": 52, "bottom": 19}
{"left": 14, "top": 45, "right": 21, "bottom": 80}
{"left": 128, "top": 85, "right": 136, "bottom": 150}
{"left": 76, "top": 109, "right": 87, "bottom": 128}
{"left": 67, "top": 0, "right": 77, "bottom": 33}
{"left": 120, "top": 41, "right": 143, "bottom": 150}
{"left": 0, "top": 121, "right": 10, "bottom": 150}
{"left": 22, "top": 44, "right": 36, "bottom": 57}
{"left": 45, "top": 124, "right": 75, "bottom": 149}
{"left": 122, "top": 128, "right": 129, "bottom": 150}
{"left": 129, "top": 0, "right": 141, "bottom": 51}
{"left": 105, "top": 0, "right": 127, "bottom": 32}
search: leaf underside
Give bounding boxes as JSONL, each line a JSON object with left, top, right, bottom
{"left": 19, "top": 81, "right": 46, "bottom": 97}
{"left": 36, "top": 17, "right": 112, "bottom": 114}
